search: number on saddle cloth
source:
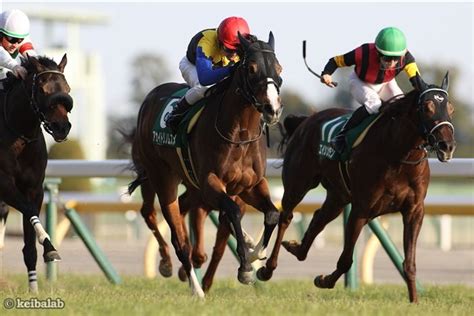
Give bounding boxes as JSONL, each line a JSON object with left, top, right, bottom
{"left": 319, "top": 113, "right": 380, "bottom": 161}
{"left": 152, "top": 88, "right": 205, "bottom": 148}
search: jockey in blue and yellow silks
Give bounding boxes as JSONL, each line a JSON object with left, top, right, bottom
{"left": 320, "top": 27, "right": 421, "bottom": 154}
{"left": 166, "top": 16, "right": 251, "bottom": 133}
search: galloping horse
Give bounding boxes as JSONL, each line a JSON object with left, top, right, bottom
{"left": 257, "top": 73, "right": 455, "bottom": 303}
{"left": 129, "top": 33, "right": 282, "bottom": 297}
{"left": 0, "top": 55, "right": 73, "bottom": 292}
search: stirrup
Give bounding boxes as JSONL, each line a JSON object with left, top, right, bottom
{"left": 331, "top": 134, "right": 346, "bottom": 154}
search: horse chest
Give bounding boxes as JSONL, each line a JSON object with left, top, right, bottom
{"left": 222, "top": 167, "right": 258, "bottom": 193}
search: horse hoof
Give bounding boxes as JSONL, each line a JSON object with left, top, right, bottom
{"left": 256, "top": 267, "right": 273, "bottom": 281}
{"left": 178, "top": 266, "right": 188, "bottom": 282}
{"left": 237, "top": 269, "right": 255, "bottom": 285}
{"left": 159, "top": 260, "right": 173, "bottom": 278}
{"left": 314, "top": 275, "right": 334, "bottom": 289}
{"left": 44, "top": 250, "right": 61, "bottom": 262}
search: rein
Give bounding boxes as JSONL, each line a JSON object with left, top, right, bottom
{"left": 29, "top": 70, "right": 67, "bottom": 140}
{"left": 1, "top": 70, "right": 66, "bottom": 143}
{"left": 213, "top": 43, "right": 279, "bottom": 146}
{"left": 213, "top": 88, "right": 265, "bottom": 146}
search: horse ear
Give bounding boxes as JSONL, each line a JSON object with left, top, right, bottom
{"left": 58, "top": 53, "right": 68, "bottom": 73}
{"left": 441, "top": 71, "right": 449, "bottom": 91}
{"left": 414, "top": 72, "right": 428, "bottom": 92}
{"left": 268, "top": 31, "right": 275, "bottom": 50}
{"left": 28, "top": 55, "right": 45, "bottom": 72}
{"left": 238, "top": 31, "right": 251, "bottom": 51}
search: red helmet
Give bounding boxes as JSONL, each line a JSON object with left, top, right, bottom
{"left": 217, "top": 17, "right": 250, "bottom": 50}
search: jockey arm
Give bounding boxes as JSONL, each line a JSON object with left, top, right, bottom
{"left": 403, "top": 51, "right": 420, "bottom": 88}
{"left": 320, "top": 47, "right": 357, "bottom": 87}
{"left": 195, "top": 46, "right": 232, "bottom": 86}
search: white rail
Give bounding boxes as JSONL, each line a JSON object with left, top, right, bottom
{"left": 46, "top": 158, "right": 473, "bottom": 178}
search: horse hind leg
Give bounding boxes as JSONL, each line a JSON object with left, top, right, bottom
{"left": 140, "top": 181, "right": 172, "bottom": 278}
{"left": 202, "top": 212, "right": 232, "bottom": 292}
{"left": 283, "top": 188, "right": 346, "bottom": 261}
{"left": 314, "top": 212, "right": 367, "bottom": 289}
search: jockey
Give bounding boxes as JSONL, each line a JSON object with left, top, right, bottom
{"left": 0, "top": 9, "right": 37, "bottom": 85}
{"left": 320, "top": 26, "right": 420, "bottom": 154}
{"left": 166, "top": 16, "right": 251, "bottom": 133}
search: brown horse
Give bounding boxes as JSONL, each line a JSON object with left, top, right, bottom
{"left": 0, "top": 55, "right": 73, "bottom": 292}
{"left": 129, "top": 32, "right": 282, "bottom": 297}
{"left": 257, "top": 72, "right": 455, "bottom": 303}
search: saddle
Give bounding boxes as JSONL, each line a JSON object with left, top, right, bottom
{"left": 319, "top": 113, "right": 381, "bottom": 161}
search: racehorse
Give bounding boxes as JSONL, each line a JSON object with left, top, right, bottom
{"left": 129, "top": 32, "right": 282, "bottom": 297}
{"left": 256, "top": 72, "right": 455, "bottom": 303}
{"left": 0, "top": 54, "right": 73, "bottom": 292}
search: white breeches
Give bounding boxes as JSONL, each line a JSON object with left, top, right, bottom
{"left": 179, "top": 56, "right": 209, "bottom": 105}
{"left": 348, "top": 71, "right": 404, "bottom": 114}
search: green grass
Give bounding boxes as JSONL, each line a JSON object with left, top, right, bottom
{"left": 1, "top": 275, "right": 472, "bottom": 315}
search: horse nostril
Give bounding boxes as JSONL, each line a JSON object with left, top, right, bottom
{"left": 264, "top": 104, "right": 275, "bottom": 116}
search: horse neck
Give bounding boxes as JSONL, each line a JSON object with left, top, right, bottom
{"left": 379, "top": 94, "right": 425, "bottom": 160}
{"left": 4, "top": 84, "right": 41, "bottom": 138}
{"left": 215, "top": 83, "right": 262, "bottom": 141}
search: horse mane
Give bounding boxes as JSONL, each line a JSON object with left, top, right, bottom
{"left": 21, "top": 55, "right": 58, "bottom": 73}
{"left": 204, "top": 34, "right": 260, "bottom": 98}
{"left": 380, "top": 89, "right": 420, "bottom": 117}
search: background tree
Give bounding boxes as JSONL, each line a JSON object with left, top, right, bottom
{"left": 107, "top": 53, "right": 172, "bottom": 158}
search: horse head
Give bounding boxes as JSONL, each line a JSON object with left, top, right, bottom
{"left": 23, "top": 54, "right": 73, "bottom": 142}
{"left": 236, "top": 32, "right": 283, "bottom": 126}
{"left": 414, "top": 72, "right": 456, "bottom": 162}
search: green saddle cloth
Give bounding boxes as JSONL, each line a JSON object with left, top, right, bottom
{"left": 152, "top": 88, "right": 205, "bottom": 148}
{"left": 319, "top": 113, "right": 379, "bottom": 161}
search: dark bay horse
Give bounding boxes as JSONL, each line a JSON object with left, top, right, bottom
{"left": 129, "top": 33, "right": 282, "bottom": 297}
{"left": 0, "top": 55, "right": 73, "bottom": 292}
{"left": 257, "top": 73, "right": 455, "bottom": 303}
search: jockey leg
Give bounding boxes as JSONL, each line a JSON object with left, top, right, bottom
{"left": 331, "top": 105, "right": 370, "bottom": 154}
{"left": 166, "top": 96, "right": 192, "bottom": 133}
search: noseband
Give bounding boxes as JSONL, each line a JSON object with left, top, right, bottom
{"left": 29, "top": 70, "right": 68, "bottom": 139}
{"left": 417, "top": 88, "right": 454, "bottom": 150}
{"left": 236, "top": 47, "right": 282, "bottom": 112}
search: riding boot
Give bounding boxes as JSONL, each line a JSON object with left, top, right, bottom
{"left": 166, "top": 97, "right": 192, "bottom": 134}
{"left": 331, "top": 105, "right": 370, "bottom": 154}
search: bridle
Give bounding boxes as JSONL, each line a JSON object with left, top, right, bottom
{"left": 2, "top": 70, "right": 68, "bottom": 143}
{"left": 29, "top": 70, "right": 69, "bottom": 139}
{"left": 401, "top": 88, "right": 454, "bottom": 164}
{"left": 214, "top": 41, "right": 282, "bottom": 146}
{"left": 235, "top": 44, "right": 282, "bottom": 113}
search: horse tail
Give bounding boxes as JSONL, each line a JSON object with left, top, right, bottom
{"left": 117, "top": 127, "right": 148, "bottom": 195}
{"left": 277, "top": 114, "right": 308, "bottom": 155}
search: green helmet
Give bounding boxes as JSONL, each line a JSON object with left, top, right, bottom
{"left": 375, "top": 27, "right": 407, "bottom": 56}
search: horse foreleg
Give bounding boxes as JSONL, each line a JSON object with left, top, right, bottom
{"left": 202, "top": 213, "right": 232, "bottom": 292}
{"left": 257, "top": 206, "right": 293, "bottom": 281}
{"left": 402, "top": 207, "right": 424, "bottom": 303}
{"left": 240, "top": 178, "right": 279, "bottom": 259}
{"left": 22, "top": 216, "right": 38, "bottom": 293}
{"left": 204, "top": 174, "right": 253, "bottom": 285}
{"left": 315, "top": 212, "right": 367, "bottom": 289}
{"left": 189, "top": 206, "right": 208, "bottom": 268}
